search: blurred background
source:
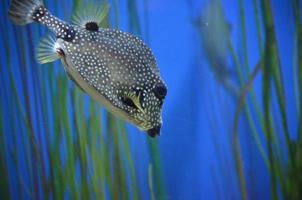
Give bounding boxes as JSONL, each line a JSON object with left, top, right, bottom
{"left": 1, "top": 0, "right": 301, "bottom": 199}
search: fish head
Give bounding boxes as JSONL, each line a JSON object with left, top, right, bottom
{"left": 116, "top": 80, "right": 167, "bottom": 137}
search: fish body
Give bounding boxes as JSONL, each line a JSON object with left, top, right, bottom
{"left": 9, "top": 0, "right": 167, "bottom": 137}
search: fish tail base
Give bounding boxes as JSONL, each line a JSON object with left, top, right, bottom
{"left": 8, "top": 0, "right": 44, "bottom": 25}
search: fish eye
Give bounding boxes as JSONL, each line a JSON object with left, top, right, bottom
{"left": 153, "top": 83, "right": 167, "bottom": 100}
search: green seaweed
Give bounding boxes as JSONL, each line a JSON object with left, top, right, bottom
{"left": 148, "top": 164, "right": 156, "bottom": 200}
{"left": 0, "top": 104, "right": 10, "bottom": 200}
{"left": 194, "top": 0, "right": 302, "bottom": 198}
{"left": 232, "top": 62, "right": 262, "bottom": 200}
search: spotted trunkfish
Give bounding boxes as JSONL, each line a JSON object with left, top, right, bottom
{"left": 8, "top": 0, "right": 167, "bottom": 137}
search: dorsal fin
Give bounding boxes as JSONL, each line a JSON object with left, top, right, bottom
{"left": 36, "top": 34, "right": 62, "bottom": 64}
{"left": 72, "top": 3, "right": 109, "bottom": 31}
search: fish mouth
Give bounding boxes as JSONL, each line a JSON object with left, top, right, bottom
{"left": 136, "top": 121, "right": 161, "bottom": 138}
{"left": 146, "top": 125, "right": 161, "bottom": 138}
{"left": 136, "top": 117, "right": 163, "bottom": 138}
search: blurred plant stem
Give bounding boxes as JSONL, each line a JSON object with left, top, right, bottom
{"left": 253, "top": 0, "right": 263, "bottom": 53}
{"left": 233, "top": 62, "right": 262, "bottom": 200}
{"left": 261, "top": 0, "right": 291, "bottom": 199}
{"left": 235, "top": 0, "right": 302, "bottom": 198}
{"left": 148, "top": 164, "right": 156, "bottom": 200}
{"left": 193, "top": 0, "right": 302, "bottom": 198}
{"left": 292, "top": 0, "right": 302, "bottom": 139}
{"left": 147, "top": 139, "right": 166, "bottom": 200}
{"left": 0, "top": 104, "right": 11, "bottom": 200}
{"left": 113, "top": 0, "right": 120, "bottom": 28}
{"left": 290, "top": 0, "right": 302, "bottom": 198}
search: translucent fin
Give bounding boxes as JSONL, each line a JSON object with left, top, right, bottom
{"left": 72, "top": 2, "right": 109, "bottom": 28}
{"left": 36, "top": 35, "right": 60, "bottom": 64}
{"left": 8, "top": 0, "right": 44, "bottom": 25}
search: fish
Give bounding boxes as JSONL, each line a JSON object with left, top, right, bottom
{"left": 8, "top": 0, "right": 167, "bottom": 137}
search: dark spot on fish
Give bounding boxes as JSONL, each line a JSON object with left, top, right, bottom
{"left": 85, "top": 22, "right": 99, "bottom": 32}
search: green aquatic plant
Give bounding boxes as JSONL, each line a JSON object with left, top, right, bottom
{"left": 0, "top": 104, "right": 10, "bottom": 199}
{"left": 0, "top": 0, "right": 165, "bottom": 199}
{"left": 193, "top": 0, "right": 302, "bottom": 199}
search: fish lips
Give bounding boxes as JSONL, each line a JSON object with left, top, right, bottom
{"left": 146, "top": 125, "right": 161, "bottom": 138}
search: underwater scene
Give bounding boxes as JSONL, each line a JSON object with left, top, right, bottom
{"left": 0, "top": 0, "right": 302, "bottom": 199}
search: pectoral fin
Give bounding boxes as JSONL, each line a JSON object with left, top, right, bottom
{"left": 36, "top": 34, "right": 61, "bottom": 64}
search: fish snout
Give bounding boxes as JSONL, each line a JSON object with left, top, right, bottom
{"left": 147, "top": 125, "right": 161, "bottom": 138}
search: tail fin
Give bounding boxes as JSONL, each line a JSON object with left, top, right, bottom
{"left": 8, "top": 0, "right": 44, "bottom": 25}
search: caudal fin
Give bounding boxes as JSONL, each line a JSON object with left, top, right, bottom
{"left": 8, "top": 0, "right": 44, "bottom": 25}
